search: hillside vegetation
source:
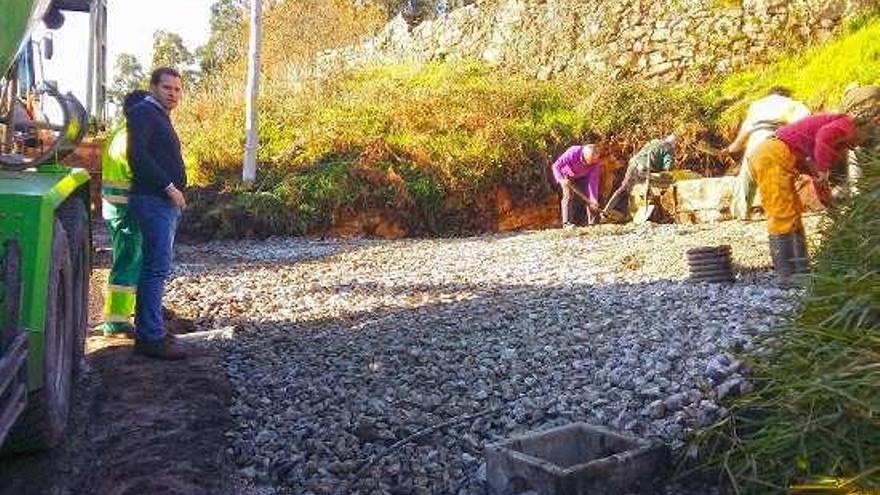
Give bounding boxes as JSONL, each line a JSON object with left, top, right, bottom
{"left": 176, "top": 8, "right": 880, "bottom": 239}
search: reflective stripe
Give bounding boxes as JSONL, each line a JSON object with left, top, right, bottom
{"left": 104, "top": 314, "right": 132, "bottom": 323}
{"left": 104, "top": 195, "right": 129, "bottom": 205}
{"left": 107, "top": 284, "right": 136, "bottom": 294}
{"left": 102, "top": 126, "right": 133, "bottom": 187}
{"left": 102, "top": 187, "right": 129, "bottom": 197}
{"left": 102, "top": 185, "right": 130, "bottom": 198}
{"left": 103, "top": 180, "right": 131, "bottom": 190}
{"left": 102, "top": 200, "right": 130, "bottom": 220}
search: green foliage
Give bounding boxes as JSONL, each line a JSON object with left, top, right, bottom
{"left": 179, "top": 60, "right": 722, "bottom": 237}
{"left": 584, "top": 80, "right": 713, "bottom": 137}
{"left": 151, "top": 30, "right": 198, "bottom": 86}
{"left": 183, "top": 186, "right": 294, "bottom": 239}
{"left": 373, "top": 0, "right": 476, "bottom": 22}
{"left": 152, "top": 30, "right": 193, "bottom": 70}
{"left": 845, "top": 3, "right": 880, "bottom": 33}
{"left": 107, "top": 53, "right": 145, "bottom": 117}
{"left": 197, "top": 0, "right": 246, "bottom": 76}
{"left": 710, "top": 0, "right": 741, "bottom": 10}
{"left": 284, "top": 159, "right": 353, "bottom": 232}
{"left": 697, "top": 149, "right": 880, "bottom": 492}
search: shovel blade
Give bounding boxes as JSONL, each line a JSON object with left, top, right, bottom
{"left": 633, "top": 204, "right": 655, "bottom": 224}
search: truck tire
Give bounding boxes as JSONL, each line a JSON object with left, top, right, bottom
{"left": 58, "top": 197, "right": 89, "bottom": 371}
{"left": 4, "top": 219, "right": 74, "bottom": 452}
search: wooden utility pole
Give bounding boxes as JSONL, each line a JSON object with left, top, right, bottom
{"left": 242, "top": 0, "right": 262, "bottom": 183}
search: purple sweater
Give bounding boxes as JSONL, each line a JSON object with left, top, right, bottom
{"left": 551, "top": 146, "right": 603, "bottom": 199}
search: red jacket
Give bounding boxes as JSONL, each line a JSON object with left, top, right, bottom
{"left": 775, "top": 113, "right": 858, "bottom": 172}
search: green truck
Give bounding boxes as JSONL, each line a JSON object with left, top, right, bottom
{"left": 0, "top": 0, "right": 105, "bottom": 451}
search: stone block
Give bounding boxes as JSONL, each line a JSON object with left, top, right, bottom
{"left": 674, "top": 176, "right": 737, "bottom": 213}
{"left": 648, "top": 50, "right": 666, "bottom": 64}
{"left": 485, "top": 423, "right": 669, "bottom": 495}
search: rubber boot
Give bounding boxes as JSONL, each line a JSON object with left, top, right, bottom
{"left": 790, "top": 228, "right": 810, "bottom": 277}
{"left": 768, "top": 234, "right": 794, "bottom": 285}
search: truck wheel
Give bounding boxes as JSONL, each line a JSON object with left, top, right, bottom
{"left": 4, "top": 220, "right": 74, "bottom": 452}
{"left": 58, "top": 197, "right": 89, "bottom": 371}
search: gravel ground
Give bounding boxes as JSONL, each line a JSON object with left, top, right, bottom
{"left": 167, "top": 218, "right": 821, "bottom": 495}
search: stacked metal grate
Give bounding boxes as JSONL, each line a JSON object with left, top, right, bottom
{"left": 687, "top": 245, "right": 734, "bottom": 283}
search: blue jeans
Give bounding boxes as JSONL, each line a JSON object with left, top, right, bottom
{"left": 129, "top": 194, "right": 181, "bottom": 342}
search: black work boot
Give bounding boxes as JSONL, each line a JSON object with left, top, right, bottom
{"left": 768, "top": 234, "right": 795, "bottom": 286}
{"left": 134, "top": 336, "right": 188, "bottom": 361}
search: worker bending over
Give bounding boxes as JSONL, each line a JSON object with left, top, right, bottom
{"left": 606, "top": 134, "right": 677, "bottom": 215}
{"left": 551, "top": 143, "right": 604, "bottom": 227}
{"left": 726, "top": 87, "right": 810, "bottom": 220}
{"left": 750, "top": 85, "right": 879, "bottom": 283}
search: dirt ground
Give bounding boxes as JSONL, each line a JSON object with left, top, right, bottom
{"left": 0, "top": 258, "right": 243, "bottom": 494}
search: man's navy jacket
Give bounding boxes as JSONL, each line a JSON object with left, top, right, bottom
{"left": 126, "top": 98, "right": 186, "bottom": 197}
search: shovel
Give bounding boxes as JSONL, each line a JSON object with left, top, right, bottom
{"left": 601, "top": 188, "right": 626, "bottom": 222}
{"left": 565, "top": 181, "right": 601, "bottom": 224}
{"left": 632, "top": 172, "right": 654, "bottom": 224}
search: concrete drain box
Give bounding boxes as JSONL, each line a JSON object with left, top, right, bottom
{"left": 485, "top": 423, "right": 669, "bottom": 495}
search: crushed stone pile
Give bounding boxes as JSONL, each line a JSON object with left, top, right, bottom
{"left": 169, "top": 218, "right": 821, "bottom": 494}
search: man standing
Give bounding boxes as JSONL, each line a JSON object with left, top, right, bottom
{"left": 606, "top": 134, "right": 677, "bottom": 215}
{"left": 101, "top": 90, "right": 149, "bottom": 338}
{"left": 127, "top": 67, "right": 187, "bottom": 360}
{"left": 551, "top": 143, "right": 603, "bottom": 227}
{"left": 726, "top": 87, "right": 810, "bottom": 220}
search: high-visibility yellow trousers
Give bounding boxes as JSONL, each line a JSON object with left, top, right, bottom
{"left": 749, "top": 138, "right": 803, "bottom": 235}
{"left": 103, "top": 203, "right": 143, "bottom": 333}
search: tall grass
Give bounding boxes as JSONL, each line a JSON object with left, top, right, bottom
{"left": 697, "top": 149, "right": 880, "bottom": 493}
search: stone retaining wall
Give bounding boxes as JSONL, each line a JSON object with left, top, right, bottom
{"left": 295, "top": 0, "right": 871, "bottom": 82}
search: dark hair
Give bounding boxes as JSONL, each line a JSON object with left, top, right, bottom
{"left": 122, "top": 89, "right": 149, "bottom": 111}
{"left": 766, "top": 86, "right": 792, "bottom": 98}
{"left": 150, "top": 67, "right": 182, "bottom": 86}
